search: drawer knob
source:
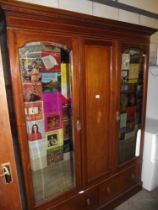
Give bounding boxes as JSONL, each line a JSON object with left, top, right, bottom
{"left": 131, "top": 173, "right": 135, "bottom": 180}
{"left": 106, "top": 186, "right": 112, "bottom": 194}
{"left": 86, "top": 198, "right": 91, "bottom": 206}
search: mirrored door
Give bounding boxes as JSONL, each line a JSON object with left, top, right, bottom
{"left": 19, "top": 41, "right": 76, "bottom": 204}
{"left": 119, "top": 48, "right": 145, "bottom": 164}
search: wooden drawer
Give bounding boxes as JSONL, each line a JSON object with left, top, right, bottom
{"left": 99, "top": 165, "right": 140, "bottom": 205}
{"left": 56, "top": 188, "right": 99, "bottom": 210}
{"left": 73, "top": 188, "right": 99, "bottom": 210}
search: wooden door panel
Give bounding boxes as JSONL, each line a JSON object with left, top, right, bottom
{"left": 83, "top": 40, "right": 112, "bottom": 183}
{"left": 0, "top": 45, "right": 22, "bottom": 210}
{"left": 7, "top": 30, "right": 81, "bottom": 209}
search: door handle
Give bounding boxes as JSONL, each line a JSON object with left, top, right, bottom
{"left": 116, "top": 111, "right": 120, "bottom": 122}
{"left": 0, "top": 163, "right": 12, "bottom": 184}
{"left": 76, "top": 120, "right": 81, "bottom": 132}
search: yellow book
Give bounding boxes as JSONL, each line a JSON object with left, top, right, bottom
{"left": 61, "top": 63, "right": 70, "bottom": 98}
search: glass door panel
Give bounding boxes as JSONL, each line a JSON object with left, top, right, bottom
{"left": 119, "top": 48, "right": 145, "bottom": 164}
{"left": 19, "top": 42, "right": 75, "bottom": 204}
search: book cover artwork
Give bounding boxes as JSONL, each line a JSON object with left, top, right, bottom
{"left": 23, "top": 83, "right": 42, "bottom": 102}
{"left": 44, "top": 112, "right": 62, "bottom": 131}
{"left": 128, "top": 64, "right": 139, "bottom": 83}
{"left": 120, "top": 113, "right": 127, "bottom": 141}
{"left": 47, "top": 149, "right": 63, "bottom": 165}
{"left": 126, "top": 106, "right": 136, "bottom": 132}
{"left": 121, "top": 53, "right": 130, "bottom": 70}
{"left": 27, "top": 120, "right": 45, "bottom": 141}
{"left": 46, "top": 129, "right": 64, "bottom": 149}
{"left": 28, "top": 139, "right": 46, "bottom": 160}
{"left": 61, "top": 63, "right": 70, "bottom": 98}
{"left": 24, "top": 101, "right": 43, "bottom": 121}
{"left": 42, "top": 72, "right": 61, "bottom": 93}
{"left": 41, "top": 51, "right": 61, "bottom": 72}
{"left": 43, "top": 93, "right": 62, "bottom": 113}
{"left": 20, "top": 57, "right": 44, "bottom": 83}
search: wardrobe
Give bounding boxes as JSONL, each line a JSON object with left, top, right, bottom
{"left": 0, "top": 1, "right": 157, "bottom": 210}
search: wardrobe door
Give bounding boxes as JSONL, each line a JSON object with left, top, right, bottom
{"left": 81, "top": 39, "right": 113, "bottom": 185}
{"left": 7, "top": 31, "right": 81, "bottom": 209}
{"left": 118, "top": 47, "right": 147, "bottom": 164}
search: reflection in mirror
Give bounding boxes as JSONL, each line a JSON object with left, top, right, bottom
{"left": 19, "top": 42, "right": 75, "bottom": 204}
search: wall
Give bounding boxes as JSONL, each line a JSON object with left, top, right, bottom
{"left": 16, "top": 0, "right": 158, "bottom": 120}
{"left": 16, "top": 0, "right": 158, "bottom": 28}
{"left": 118, "top": 0, "right": 158, "bottom": 14}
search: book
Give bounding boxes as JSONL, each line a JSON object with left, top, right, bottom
{"left": 130, "top": 51, "right": 140, "bottom": 63}
{"left": 119, "top": 131, "right": 125, "bottom": 141}
{"left": 41, "top": 51, "right": 61, "bottom": 72}
{"left": 43, "top": 92, "right": 62, "bottom": 113}
{"left": 42, "top": 72, "right": 61, "bottom": 93}
{"left": 125, "top": 130, "right": 136, "bottom": 141}
{"left": 24, "top": 101, "right": 43, "bottom": 121}
{"left": 136, "top": 84, "right": 143, "bottom": 98}
{"left": 27, "top": 120, "right": 45, "bottom": 141}
{"left": 121, "top": 53, "right": 130, "bottom": 70}
{"left": 120, "top": 94, "right": 128, "bottom": 112}
{"left": 63, "top": 139, "right": 73, "bottom": 153}
{"left": 121, "top": 84, "right": 128, "bottom": 93}
{"left": 121, "top": 70, "right": 128, "bottom": 83}
{"left": 28, "top": 139, "right": 46, "bottom": 160}
{"left": 127, "top": 106, "right": 136, "bottom": 121}
{"left": 126, "top": 106, "right": 136, "bottom": 132}
{"left": 47, "top": 148, "right": 63, "bottom": 165}
{"left": 61, "top": 63, "right": 70, "bottom": 99}
{"left": 128, "top": 93, "right": 136, "bottom": 106}
{"left": 128, "top": 63, "right": 139, "bottom": 83}
{"left": 135, "top": 111, "right": 141, "bottom": 124}
{"left": 20, "top": 57, "right": 43, "bottom": 82}
{"left": 44, "top": 112, "right": 62, "bottom": 131}
{"left": 120, "top": 112, "right": 127, "bottom": 141}
{"left": 120, "top": 113, "right": 127, "bottom": 129}
{"left": 62, "top": 103, "right": 71, "bottom": 119}
{"left": 46, "top": 129, "right": 64, "bottom": 149}
{"left": 23, "top": 83, "right": 42, "bottom": 102}
{"left": 128, "top": 83, "right": 137, "bottom": 93}
{"left": 63, "top": 119, "right": 71, "bottom": 140}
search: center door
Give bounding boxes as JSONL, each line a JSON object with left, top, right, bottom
{"left": 80, "top": 39, "right": 115, "bottom": 186}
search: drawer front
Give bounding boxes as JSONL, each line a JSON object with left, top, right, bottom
{"left": 99, "top": 165, "right": 140, "bottom": 205}
{"left": 73, "top": 188, "right": 99, "bottom": 210}
{"left": 56, "top": 188, "right": 99, "bottom": 210}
